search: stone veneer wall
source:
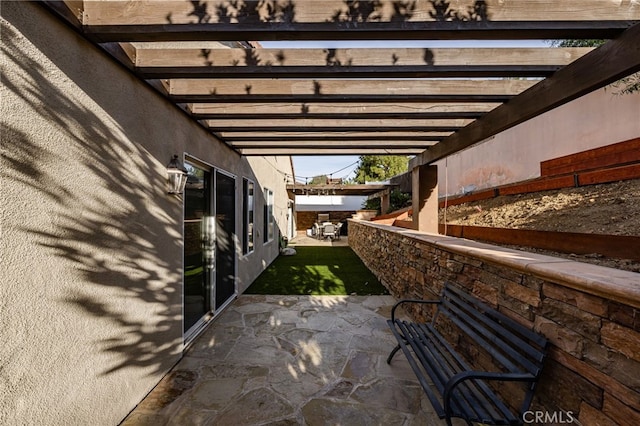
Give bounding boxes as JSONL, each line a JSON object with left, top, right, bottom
{"left": 348, "top": 220, "right": 640, "bottom": 425}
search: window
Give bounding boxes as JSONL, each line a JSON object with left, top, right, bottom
{"left": 243, "top": 178, "right": 254, "bottom": 255}
{"left": 263, "top": 188, "right": 274, "bottom": 243}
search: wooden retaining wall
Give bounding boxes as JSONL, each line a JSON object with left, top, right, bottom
{"left": 441, "top": 137, "right": 640, "bottom": 208}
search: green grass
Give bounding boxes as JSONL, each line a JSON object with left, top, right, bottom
{"left": 246, "top": 246, "right": 389, "bottom": 296}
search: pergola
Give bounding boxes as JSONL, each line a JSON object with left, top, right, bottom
{"left": 40, "top": 0, "right": 638, "bottom": 228}
{"left": 42, "top": 1, "right": 640, "bottom": 160}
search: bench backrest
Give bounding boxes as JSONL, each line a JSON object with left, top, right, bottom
{"left": 436, "top": 283, "right": 548, "bottom": 378}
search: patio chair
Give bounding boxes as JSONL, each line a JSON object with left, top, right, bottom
{"left": 322, "top": 223, "right": 336, "bottom": 240}
{"left": 335, "top": 222, "right": 343, "bottom": 240}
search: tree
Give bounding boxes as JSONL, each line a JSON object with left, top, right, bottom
{"left": 362, "top": 189, "right": 412, "bottom": 214}
{"left": 353, "top": 155, "right": 408, "bottom": 184}
{"left": 308, "top": 175, "right": 328, "bottom": 185}
{"left": 549, "top": 39, "right": 639, "bottom": 94}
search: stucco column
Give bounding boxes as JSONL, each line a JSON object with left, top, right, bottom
{"left": 380, "top": 190, "right": 390, "bottom": 214}
{"left": 412, "top": 164, "right": 438, "bottom": 233}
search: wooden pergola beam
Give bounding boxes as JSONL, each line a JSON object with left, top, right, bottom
{"left": 194, "top": 112, "right": 485, "bottom": 120}
{"left": 205, "top": 118, "right": 474, "bottom": 128}
{"left": 217, "top": 131, "right": 452, "bottom": 138}
{"left": 81, "top": 0, "right": 640, "bottom": 25}
{"left": 83, "top": 22, "right": 636, "bottom": 43}
{"left": 228, "top": 141, "right": 438, "bottom": 148}
{"left": 80, "top": 1, "right": 640, "bottom": 42}
{"left": 168, "top": 79, "right": 538, "bottom": 96}
{"left": 211, "top": 126, "right": 462, "bottom": 133}
{"left": 224, "top": 136, "right": 444, "bottom": 143}
{"left": 413, "top": 23, "right": 640, "bottom": 166}
{"left": 134, "top": 47, "right": 592, "bottom": 67}
{"left": 138, "top": 64, "right": 559, "bottom": 79}
{"left": 172, "top": 94, "right": 513, "bottom": 103}
{"left": 239, "top": 148, "right": 425, "bottom": 156}
{"left": 190, "top": 103, "right": 498, "bottom": 115}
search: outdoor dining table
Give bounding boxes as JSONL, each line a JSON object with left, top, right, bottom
{"left": 314, "top": 222, "right": 340, "bottom": 240}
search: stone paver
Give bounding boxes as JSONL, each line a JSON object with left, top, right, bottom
{"left": 121, "top": 295, "right": 460, "bottom": 425}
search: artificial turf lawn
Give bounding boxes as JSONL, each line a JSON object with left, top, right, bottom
{"left": 245, "top": 246, "right": 389, "bottom": 296}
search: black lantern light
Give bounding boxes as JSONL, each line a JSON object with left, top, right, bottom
{"left": 167, "top": 154, "right": 188, "bottom": 195}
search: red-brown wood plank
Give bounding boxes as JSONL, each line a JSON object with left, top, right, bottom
{"left": 393, "top": 220, "right": 415, "bottom": 230}
{"left": 578, "top": 163, "right": 640, "bottom": 186}
{"left": 541, "top": 137, "right": 640, "bottom": 177}
{"left": 439, "top": 189, "right": 497, "bottom": 208}
{"left": 439, "top": 225, "right": 640, "bottom": 260}
{"left": 498, "top": 175, "right": 576, "bottom": 196}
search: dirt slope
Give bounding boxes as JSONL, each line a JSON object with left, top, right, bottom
{"left": 439, "top": 179, "right": 640, "bottom": 272}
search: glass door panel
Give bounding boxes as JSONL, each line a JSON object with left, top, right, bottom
{"left": 215, "top": 171, "right": 236, "bottom": 309}
{"left": 183, "top": 163, "right": 212, "bottom": 334}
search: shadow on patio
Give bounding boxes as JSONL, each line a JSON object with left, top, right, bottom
{"left": 121, "top": 294, "right": 461, "bottom": 425}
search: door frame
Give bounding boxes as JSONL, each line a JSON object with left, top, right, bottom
{"left": 212, "top": 167, "right": 238, "bottom": 313}
{"left": 182, "top": 153, "right": 238, "bottom": 345}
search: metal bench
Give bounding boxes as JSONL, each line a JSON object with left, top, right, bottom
{"left": 387, "top": 283, "right": 548, "bottom": 426}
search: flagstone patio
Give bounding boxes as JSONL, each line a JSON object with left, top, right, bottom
{"left": 121, "top": 294, "right": 461, "bottom": 425}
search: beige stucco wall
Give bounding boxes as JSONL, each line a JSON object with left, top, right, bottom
{"left": 436, "top": 88, "right": 640, "bottom": 197}
{"left": 1, "top": 3, "right": 290, "bottom": 425}
{"left": 237, "top": 155, "right": 294, "bottom": 294}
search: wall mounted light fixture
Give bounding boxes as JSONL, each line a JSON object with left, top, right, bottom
{"left": 167, "top": 154, "right": 188, "bottom": 195}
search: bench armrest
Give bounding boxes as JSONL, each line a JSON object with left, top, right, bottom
{"left": 391, "top": 299, "right": 441, "bottom": 322}
{"left": 443, "top": 371, "right": 536, "bottom": 418}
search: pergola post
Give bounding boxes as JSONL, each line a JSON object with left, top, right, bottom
{"left": 380, "top": 189, "right": 391, "bottom": 215}
{"left": 412, "top": 164, "right": 439, "bottom": 234}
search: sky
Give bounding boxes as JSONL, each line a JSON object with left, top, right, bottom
{"left": 292, "top": 155, "right": 361, "bottom": 183}
{"left": 261, "top": 39, "right": 550, "bottom": 182}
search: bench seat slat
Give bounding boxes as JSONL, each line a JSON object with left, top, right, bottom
{"left": 443, "top": 297, "right": 542, "bottom": 375}
{"left": 445, "top": 287, "right": 546, "bottom": 364}
{"left": 417, "top": 323, "right": 519, "bottom": 424}
{"left": 412, "top": 323, "right": 493, "bottom": 421}
{"left": 449, "top": 286, "right": 548, "bottom": 349}
{"left": 390, "top": 319, "right": 520, "bottom": 424}
{"left": 388, "top": 319, "right": 446, "bottom": 416}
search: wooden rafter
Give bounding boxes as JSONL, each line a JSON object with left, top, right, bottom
{"left": 80, "top": 0, "right": 640, "bottom": 42}
{"left": 224, "top": 136, "right": 444, "bottom": 143}
{"left": 216, "top": 131, "right": 452, "bottom": 138}
{"left": 168, "top": 78, "right": 537, "bottom": 103}
{"left": 193, "top": 111, "right": 485, "bottom": 120}
{"left": 190, "top": 103, "right": 499, "bottom": 115}
{"left": 80, "top": 0, "right": 640, "bottom": 25}
{"left": 37, "top": 1, "right": 640, "bottom": 158}
{"left": 239, "top": 148, "right": 426, "bottom": 156}
{"left": 138, "top": 64, "right": 558, "bottom": 79}
{"left": 413, "top": 22, "right": 640, "bottom": 165}
{"left": 173, "top": 93, "right": 514, "bottom": 103}
{"left": 168, "top": 79, "right": 538, "bottom": 96}
{"left": 85, "top": 22, "right": 633, "bottom": 43}
{"left": 134, "top": 47, "right": 592, "bottom": 67}
{"left": 210, "top": 125, "right": 462, "bottom": 133}
{"left": 204, "top": 118, "right": 474, "bottom": 129}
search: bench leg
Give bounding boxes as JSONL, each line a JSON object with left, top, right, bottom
{"left": 386, "top": 344, "right": 402, "bottom": 364}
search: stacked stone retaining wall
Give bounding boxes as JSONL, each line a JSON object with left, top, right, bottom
{"left": 348, "top": 220, "right": 640, "bottom": 425}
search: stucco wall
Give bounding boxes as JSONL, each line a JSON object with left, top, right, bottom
{"left": 1, "top": 3, "right": 290, "bottom": 425}
{"left": 349, "top": 220, "right": 640, "bottom": 424}
{"left": 238, "top": 156, "right": 294, "bottom": 293}
{"left": 436, "top": 88, "right": 640, "bottom": 197}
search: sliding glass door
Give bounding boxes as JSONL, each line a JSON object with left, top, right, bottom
{"left": 183, "top": 160, "right": 236, "bottom": 340}
{"left": 214, "top": 170, "right": 236, "bottom": 310}
{"left": 183, "top": 163, "right": 212, "bottom": 335}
